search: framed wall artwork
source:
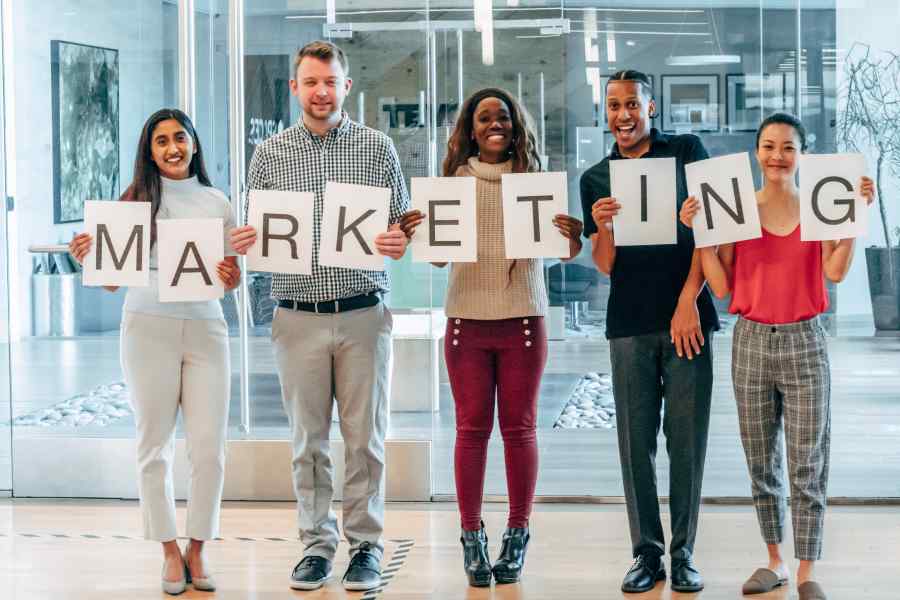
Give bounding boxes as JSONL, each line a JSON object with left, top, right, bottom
{"left": 661, "top": 74, "right": 719, "bottom": 133}
{"left": 726, "top": 73, "right": 786, "bottom": 131}
{"left": 51, "top": 40, "right": 120, "bottom": 224}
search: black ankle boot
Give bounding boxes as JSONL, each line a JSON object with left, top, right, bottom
{"left": 460, "top": 522, "right": 492, "bottom": 587}
{"left": 492, "top": 526, "right": 530, "bottom": 584}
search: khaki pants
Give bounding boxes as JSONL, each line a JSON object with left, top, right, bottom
{"left": 120, "top": 312, "right": 230, "bottom": 542}
{"left": 272, "top": 302, "right": 392, "bottom": 560}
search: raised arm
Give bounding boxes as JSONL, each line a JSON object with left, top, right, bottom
{"left": 821, "top": 176, "right": 875, "bottom": 282}
{"left": 679, "top": 195, "right": 733, "bottom": 298}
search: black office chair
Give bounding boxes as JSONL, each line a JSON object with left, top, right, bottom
{"left": 546, "top": 262, "right": 600, "bottom": 331}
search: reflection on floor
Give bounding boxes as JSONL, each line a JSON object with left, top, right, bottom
{"left": 5, "top": 314, "right": 900, "bottom": 498}
{"left": 1, "top": 499, "right": 899, "bottom": 599}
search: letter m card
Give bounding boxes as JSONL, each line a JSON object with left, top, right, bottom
{"left": 800, "top": 153, "right": 868, "bottom": 241}
{"left": 82, "top": 200, "right": 151, "bottom": 287}
{"left": 246, "top": 190, "right": 315, "bottom": 274}
{"left": 502, "top": 172, "right": 569, "bottom": 259}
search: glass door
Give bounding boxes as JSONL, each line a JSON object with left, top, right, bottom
{"left": 0, "top": 0, "right": 12, "bottom": 492}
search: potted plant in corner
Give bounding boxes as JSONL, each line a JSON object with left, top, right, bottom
{"left": 836, "top": 43, "right": 900, "bottom": 331}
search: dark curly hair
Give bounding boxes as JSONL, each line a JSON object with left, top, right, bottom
{"left": 442, "top": 87, "right": 541, "bottom": 176}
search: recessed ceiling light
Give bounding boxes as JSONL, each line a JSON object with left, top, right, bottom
{"left": 626, "top": 40, "right": 636, "bottom": 47}
{"left": 666, "top": 54, "right": 741, "bottom": 66}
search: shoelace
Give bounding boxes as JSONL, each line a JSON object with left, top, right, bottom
{"left": 297, "top": 556, "right": 327, "bottom": 572}
{"left": 348, "top": 544, "right": 379, "bottom": 572}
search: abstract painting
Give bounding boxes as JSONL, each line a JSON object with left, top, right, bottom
{"left": 51, "top": 40, "right": 120, "bottom": 224}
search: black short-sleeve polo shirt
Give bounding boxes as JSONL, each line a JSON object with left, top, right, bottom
{"left": 579, "top": 128, "right": 719, "bottom": 339}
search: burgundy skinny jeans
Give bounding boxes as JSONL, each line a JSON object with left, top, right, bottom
{"left": 445, "top": 316, "right": 548, "bottom": 531}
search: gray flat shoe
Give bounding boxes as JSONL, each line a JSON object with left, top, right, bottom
{"left": 191, "top": 574, "right": 217, "bottom": 592}
{"left": 161, "top": 560, "right": 188, "bottom": 596}
{"left": 742, "top": 568, "right": 788, "bottom": 594}
{"left": 798, "top": 581, "right": 828, "bottom": 600}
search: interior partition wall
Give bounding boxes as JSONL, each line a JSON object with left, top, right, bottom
{"left": 2, "top": 1, "right": 898, "bottom": 501}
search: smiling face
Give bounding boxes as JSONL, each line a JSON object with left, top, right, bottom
{"left": 605, "top": 80, "right": 655, "bottom": 156}
{"left": 756, "top": 122, "right": 801, "bottom": 184}
{"left": 472, "top": 96, "right": 514, "bottom": 163}
{"left": 291, "top": 56, "right": 352, "bottom": 126}
{"left": 149, "top": 118, "right": 196, "bottom": 180}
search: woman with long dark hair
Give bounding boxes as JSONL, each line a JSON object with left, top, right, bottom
{"left": 680, "top": 113, "right": 873, "bottom": 600}
{"left": 403, "top": 88, "right": 583, "bottom": 587}
{"left": 69, "top": 108, "right": 240, "bottom": 595}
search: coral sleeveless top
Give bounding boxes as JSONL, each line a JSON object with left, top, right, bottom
{"left": 729, "top": 225, "right": 828, "bottom": 324}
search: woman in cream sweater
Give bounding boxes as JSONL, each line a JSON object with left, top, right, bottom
{"left": 403, "top": 88, "right": 583, "bottom": 587}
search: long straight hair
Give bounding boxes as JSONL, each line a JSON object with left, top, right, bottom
{"left": 442, "top": 87, "right": 541, "bottom": 176}
{"left": 121, "top": 108, "right": 212, "bottom": 244}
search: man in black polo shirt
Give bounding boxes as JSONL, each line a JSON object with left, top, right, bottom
{"left": 580, "top": 70, "right": 719, "bottom": 594}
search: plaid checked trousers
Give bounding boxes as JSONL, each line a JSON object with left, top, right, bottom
{"left": 732, "top": 316, "right": 831, "bottom": 561}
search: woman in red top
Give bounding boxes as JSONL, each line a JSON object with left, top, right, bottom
{"left": 680, "top": 113, "right": 873, "bottom": 600}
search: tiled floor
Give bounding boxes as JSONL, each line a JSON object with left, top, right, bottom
{"left": 1, "top": 499, "right": 899, "bottom": 599}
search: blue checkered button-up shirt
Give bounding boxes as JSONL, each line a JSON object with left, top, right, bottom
{"left": 246, "top": 113, "right": 410, "bottom": 303}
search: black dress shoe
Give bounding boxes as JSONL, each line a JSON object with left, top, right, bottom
{"left": 290, "top": 556, "right": 333, "bottom": 590}
{"left": 671, "top": 558, "right": 704, "bottom": 592}
{"left": 621, "top": 554, "right": 665, "bottom": 593}
{"left": 460, "top": 522, "right": 492, "bottom": 587}
{"left": 492, "top": 526, "right": 530, "bottom": 584}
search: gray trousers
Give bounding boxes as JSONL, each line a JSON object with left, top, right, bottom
{"left": 120, "top": 312, "right": 230, "bottom": 542}
{"left": 732, "top": 316, "right": 831, "bottom": 561}
{"left": 272, "top": 302, "right": 392, "bottom": 561}
{"left": 609, "top": 330, "right": 713, "bottom": 561}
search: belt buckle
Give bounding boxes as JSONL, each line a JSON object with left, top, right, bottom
{"left": 335, "top": 299, "right": 341, "bottom": 313}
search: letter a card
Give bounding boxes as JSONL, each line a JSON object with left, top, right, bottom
{"left": 82, "top": 200, "right": 151, "bottom": 287}
{"left": 502, "top": 172, "right": 569, "bottom": 259}
{"left": 246, "top": 190, "right": 315, "bottom": 274}
{"left": 157, "top": 218, "right": 224, "bottom": 302}
{"left": 800, "top": 153, "right": 868, "bottom": 241}
{"left": 319, "top": 182, "right": 390, "bottom": 271}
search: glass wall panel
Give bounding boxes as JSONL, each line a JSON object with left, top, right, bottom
{"left": 243, "top": 1, "right": 436, "bottom": 446}
{"left": 824, "top": 0, "right": 900, "bottom": 497}
{"left": 6, "top": 1, "right": 178, "bottom": 452}
{"left": 425, "top": 1, "right": 897, "bottom": 499}
{"left": 0, "top": 0, "right": 11, "bottom": 490}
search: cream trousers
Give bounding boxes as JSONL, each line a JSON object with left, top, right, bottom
{"left": 120, "top": 312, "right": 230, "bottom": 542}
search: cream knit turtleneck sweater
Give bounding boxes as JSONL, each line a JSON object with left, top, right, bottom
{"left": 444, "top": 156, "right": 548, "bottom": 320}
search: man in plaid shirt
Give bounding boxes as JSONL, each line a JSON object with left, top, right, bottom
{"left": 230, "top": 40, "right": 409, "bottom": 592}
